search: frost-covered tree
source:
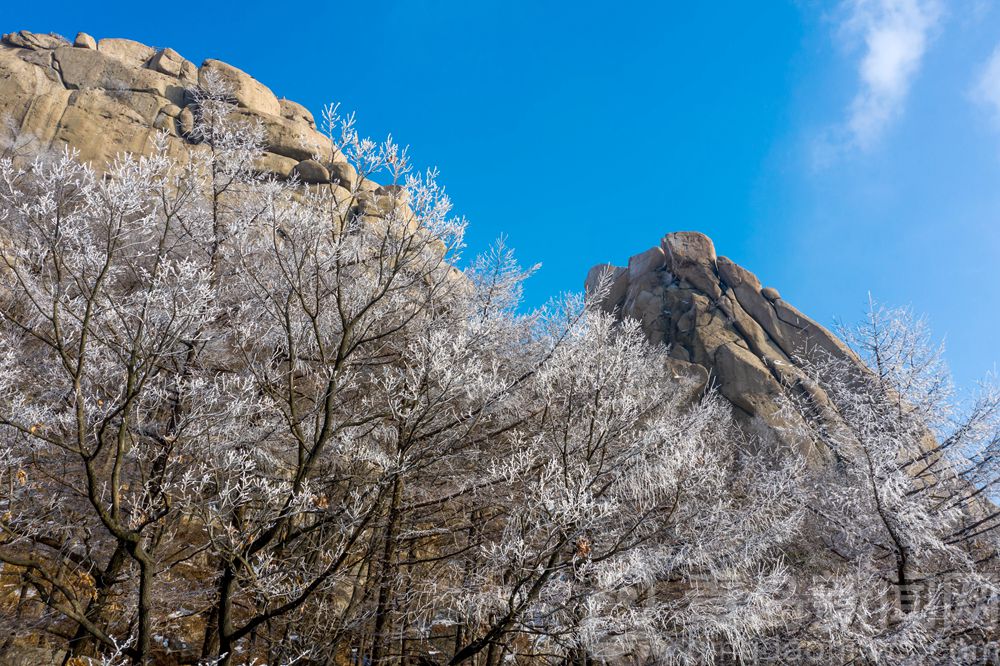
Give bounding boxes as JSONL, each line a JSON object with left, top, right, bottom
{"left": 16, "top": 74, "right": 1000, "bottom": 666}
{"left": 0, "top": 83, "right": 810, "bottom": 666}
{"left": 428, "top": 307, "right": 804, "bottom": 665}
{"left": 773, "top": 300, "right": 1000, "bottom": 664}
{"left": 0, "top": 77, "right": 471, "bottom": 664}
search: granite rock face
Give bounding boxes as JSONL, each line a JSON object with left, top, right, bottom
{"left": 0, "top": 30, "right": 350, "bottom": 183}
{"left": 587, "top": 232, "right": 862, "bottom": 461}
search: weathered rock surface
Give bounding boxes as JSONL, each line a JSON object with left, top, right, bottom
{"left": 98, "top": 37, "right": 156, "bottom": 68}
{"left": 254, "top": 151, "right": 299, "bottom": 179}
{"left": 199, "top": 58, "right": 280, "bottom": 116}
{"left": 3, "top": 30, "right": 68, "bottom": 50}
{"left": 587, "top": 232, "right": 863, "bottom": 461}
{"left": 292, "top": 158, "right": 330, "bottom": 184}
{"left": 0, "top": 30, "right": 351, "bottom": 186}
{"left": 73, "top": 32, "right": 96, "bottom": 50}
{"left": 279, "top": 98, "right": 315, "bottom": 128}
{"left": 148, "top": 47, "right": 197, "bottom": 81}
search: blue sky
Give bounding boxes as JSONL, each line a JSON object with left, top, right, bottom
{"left": 6, "top": 0, "right": 1000, "bottom": 390}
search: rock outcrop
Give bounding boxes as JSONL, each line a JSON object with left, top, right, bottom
{"left": 0, "top": 30, "right": 349, "bottom": 182}
{"left": 586, "top": 232, "right": 863, "bottom": 461}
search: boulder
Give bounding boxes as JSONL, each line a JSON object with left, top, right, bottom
{"left": 13, "top": 89, "right": 73, "bottom": 145}
{"left": 665, "top": 356, "right": 710, "bottom": 403}
{"left": 2, "top": 31, "right": 68, "bottom": 51}
{"left": 98, "top": 38, "right": 155, "bottom": 68}
{"left": 762, "top": 286, "right": 781, "bottom": 302}
{"left": 254, "top": 152, "right": 298, "bottom": 180}
{"left": 177, "top": 106, "right": 194, "bottom": 136}
{"left": 627, "top": 246, "right": 666, "bottom": 281}
{"left": 291, "top": 159, "right": 330, "bottom": 184}
{"left": 74, "top": 33, "right": 96, "bottom": 50}
{"left": 148, "top": 48, "right": 197, "bottom": 81}
{"left": 716, "top": 291, "right": 790, "bottom": 370}
{"left": 584, "top": 263, "right": 628, "bottom": 310}
{"left": 354, "top": 188, "right": 395, "bottom": 217}
{"left": 327, "top": 161, "right": 358, "bottom": 190}
{"left": 631, "top": 289, "right": 666, "bottom": 340}
{"left": 662, "top": 231, "right": 722, "bottom": 299}
{"left": 375, "top": 184, "right": 408, "bottom": 201}
{"left": 153, "top": 109, "right": 177, "bottom": 134}
{"left": 199, "top": 59, "right": 280, "bottom": 117}
{"left": 279, "top": 99, "right": 315, "bottom": 128}
{"left": 228, "top": 108, "right": 335, "bottom": 162}
{"left": 305, "top": 182, "right": 355, "bottom": 206}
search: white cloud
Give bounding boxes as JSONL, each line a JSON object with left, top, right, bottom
{"left": 837, "top": 0, "right": 943, "bottom": 150}
{"left": 972, "top": 44, "right": 1000, "bottom": 126}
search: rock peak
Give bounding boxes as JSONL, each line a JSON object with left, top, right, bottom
{"left": 588, "top": 232, "right": 861, "bottom": 460}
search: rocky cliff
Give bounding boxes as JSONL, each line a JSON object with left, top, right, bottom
{"left": 0, "top": 29, "right": 365, "bottom": 189}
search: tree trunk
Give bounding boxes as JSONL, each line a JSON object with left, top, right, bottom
{"left": 200, "top": 607, "right": 219, "bottom": 662}
{"left": 124, "top": 541, "right": 154, "bottom": 664}
{"left": 371, "top": 475, "right": 404, "bottom": 664}
{"left": 897, "top": 552, "right": 913, "bottom": 613}
{"left": 215, "top": 564, "right": 238, "bottom": 666}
